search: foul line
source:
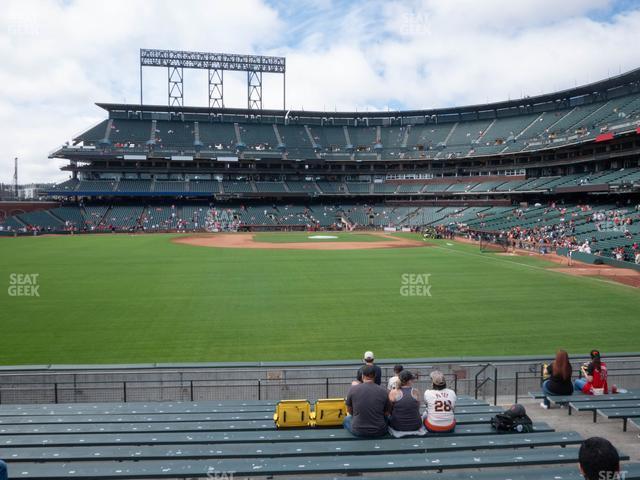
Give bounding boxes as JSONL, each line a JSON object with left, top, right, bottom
{"left": 430, "top": 241, "right": 638, "bottom": 291}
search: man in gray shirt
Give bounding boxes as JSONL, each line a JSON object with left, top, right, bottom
{"left": 344, "top": 365, "right": 390, "bottom": 437}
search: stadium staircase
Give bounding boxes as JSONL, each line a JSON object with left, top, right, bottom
{"left": 304, "top": 125, "right": 322, "bottom": 159}
{"left": 272, "top": 124, "right": 286, "bottom": 159}
{"left": 233, "top": 123, "right": 243, "bottom": 158}
{"left": 193, "top": 122, "right": 201, "bottom": 148}
{"left": 102, "top": 119, "right": 114, "bottom": 144}
{"left": 476, "top": 119, "right": 496, "bottom": 143}
{"left": 442, "top": 122, "right": 458, "bottom": 147}
{"left": 148, "top": 120, "right": 157, "bottom": 146}
{"left": 1, "top": 397, "right": 639, "bottom": 479}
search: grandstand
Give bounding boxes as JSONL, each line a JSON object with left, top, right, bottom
{"left": 1, "top": 67, "right": 638, "bottom": 255}
{"left": 3, "top": 46, "right": 640, "bottom": 480}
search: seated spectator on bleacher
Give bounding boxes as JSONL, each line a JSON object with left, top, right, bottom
{"left": 388, "top": 370, "right": 426, "bottom": 437}
{"left": 354, "top": 351, "right": 382, "bottom": 386}
{"left": 541, "top": 349, "right": 573, "bottom": 409}
{"left": 575, "top": 350, "right": 608, "bottom": 395}
{"left": 387, "top": 364, "right": 404, "bottom": 390}
{"left": 423, "top": 370, "right": 457, "bottom": 433}
{"left": 344, "top": 365, "right": 390, "bottom": 438}
{"left": 578, "top": 437, "right": 619, "bottom": 480}
{"left": 0, "top": 459, "right": 7, "bottom": 480}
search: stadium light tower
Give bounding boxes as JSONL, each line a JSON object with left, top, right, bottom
{"left": 139, "top": 49, "right": 286, "bottom": 110}
{"left": 13, "top": 157, "right": 18, "bottom": 200}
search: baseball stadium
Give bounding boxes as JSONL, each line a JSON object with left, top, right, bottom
{"left": 2, "top": 2, "right": 640, "bottom": 478}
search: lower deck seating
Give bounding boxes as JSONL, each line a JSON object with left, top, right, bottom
{"left": 530, "top": 390, "right": 640, "bottom": 431}
{"left": 1, "top": 398, "right": 635, "bottom": 479}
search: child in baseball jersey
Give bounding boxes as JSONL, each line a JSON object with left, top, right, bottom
{"left": 423, "top": 370, "right": 457, "bottom": 433}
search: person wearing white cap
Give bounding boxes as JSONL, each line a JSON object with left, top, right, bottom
{"left": 423, "top": 370, "right": 457, "bottom": 433}
{"left": 355, "top": 351, "right": 382, "bottom": 386}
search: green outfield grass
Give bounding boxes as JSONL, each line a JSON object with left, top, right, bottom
{"left": 253, "top": 232, "right": 387, "bottom": 243}
{"left": 1, "top": 232, "right": 639, "bottom": 365}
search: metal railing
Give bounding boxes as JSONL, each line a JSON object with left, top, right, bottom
{"left": 0, "top": 372, "right": 460, "bottom": 405}
{"left": 474, "top": 363, "right": 498, "bottom": 406}
{"left": 1, "top": 357, "right": 638, "bottom": 406}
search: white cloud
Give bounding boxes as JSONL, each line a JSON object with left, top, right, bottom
{"left": 0, "top": 0, "right": 639, "bottom": 182}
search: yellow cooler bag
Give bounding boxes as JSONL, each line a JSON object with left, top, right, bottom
{"left": 311, "top": 398, "right": 348, "bottom": 427}
{"left": 273, "top": 400, "right": 311, "bottom": 428}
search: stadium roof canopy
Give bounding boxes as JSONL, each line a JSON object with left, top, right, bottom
{"left": 97, "top": 66, "right": 640, "bottom": 121}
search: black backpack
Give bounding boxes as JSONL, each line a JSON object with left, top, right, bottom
{"left": 491, "top": 406, "right": 533, "bottom": 433}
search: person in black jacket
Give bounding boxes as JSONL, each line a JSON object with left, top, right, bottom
{"left": 541, "top": 349, "right": 573, "bottom": 409}
{"left": 355, "top": 351, "right": 382, "bottom": 386}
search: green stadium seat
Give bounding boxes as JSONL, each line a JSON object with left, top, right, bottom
{"left": 6, "top": 447, "right": 629, "bottom": 479}
{"left": 2, "top": 431, "right": 583, "bottom": 462}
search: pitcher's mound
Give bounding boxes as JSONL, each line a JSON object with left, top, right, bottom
{"left": 173, "top": 233, "right": 428, "bottom": 250}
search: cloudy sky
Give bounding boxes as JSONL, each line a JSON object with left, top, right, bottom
{"left": 1, "top": 0, "right": 639, "bottom": 183}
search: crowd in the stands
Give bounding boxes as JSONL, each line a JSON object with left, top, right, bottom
{"left": 464, "top": 203, "right": 640, "bottom": 262}
{"left": 341, "top": 349, "right": 622, "bottom": 480}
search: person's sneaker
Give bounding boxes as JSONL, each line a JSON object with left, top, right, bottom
{"left": 540, "top": 402, "right": 549, "bottom": 409}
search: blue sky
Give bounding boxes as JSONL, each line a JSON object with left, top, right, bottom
{"left": 1, "top": 0, "right": 640, "bottom": 182}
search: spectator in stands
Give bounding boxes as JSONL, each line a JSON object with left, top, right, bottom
{"left": 344, "top": 365, "right": 391, "bottom": 437}
{"left": 0, "top": 459, "right": 6, "bottom": 480}
{"left": 387, "top": 364, "right": 404, "bottom": 390}
{"left": 541, "top": 350, "right": 573, "bottom": 409}
{"left": 423, "top": 370, "right": 457, "bottom": 433}
{"left": 355, "top": 351, "right": 382, "bottom": 385}
{"left": 575, "top": 350, "right": 608, "bottom": 395}
{"left": 635, "top": 251, "right": 640, "bottom": 265}
{"left": 388, "top": 370, "right": 426, "bottom": 437}
{"left": 578, "top": 437, "right": 619, "bottom": 480}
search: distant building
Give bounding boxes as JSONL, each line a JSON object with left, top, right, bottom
{"left": 19, "top": 183, "right": 55, "bottom": 200}
{"left": 0, "top": 183, "right": 15, "bottom": 201}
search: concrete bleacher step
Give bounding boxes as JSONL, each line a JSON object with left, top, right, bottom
{"left": 0, "top": 397, "right": 487, "bottom": 417}
{"left": 569, "top": 398, "right": 640, "bottom": 417}
{"left": 529, "top": 390, "right": 640, "bottom": 406}
{"left": 0, "top": 412, "right": 503, "bottom": 435}
{"left": 10, "top": 446, "right": 621, "bottom": 479}
{"left": 0, "top": 423, "right": 557, "bottom": 448}
{"left": 1, "top": 431, "right": 583, "bottom": 463}
{"left": 597, "top": 407, "right": 640, "bottom": 431}
{"left": 0, "top": 406, "right": 502, "bottom": 426}
{"left": 313, "top": 464, "right": 640, "bottom": 480}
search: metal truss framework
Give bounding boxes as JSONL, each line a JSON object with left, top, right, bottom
{"left": 247, "top": 71, "right": 262, "bottom": 110}
{"left": 140, "top": 49, "right": 286, "bottom": 109}
{"left": 208, "top": 69, "right": 224, "bottom": 109}
{"left": 168, "top": 67, "right": 184, "bottom": 107}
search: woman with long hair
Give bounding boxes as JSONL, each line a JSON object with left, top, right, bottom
{"left": 541, "top": 349, "right": 573, "bottom": 409}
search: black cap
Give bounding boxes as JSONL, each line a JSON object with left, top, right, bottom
{"left": 361, "top": 365, "right": 377, "bottom": 378}
{"left": 507, "top": 403, "right": 526, "bottom": 417}
{"left": 590, "top": 350, "right": 601, "bottom": 359}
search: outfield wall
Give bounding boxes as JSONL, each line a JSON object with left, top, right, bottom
{"left": 1, "top": 354, "right": 639, "bottom": 405}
